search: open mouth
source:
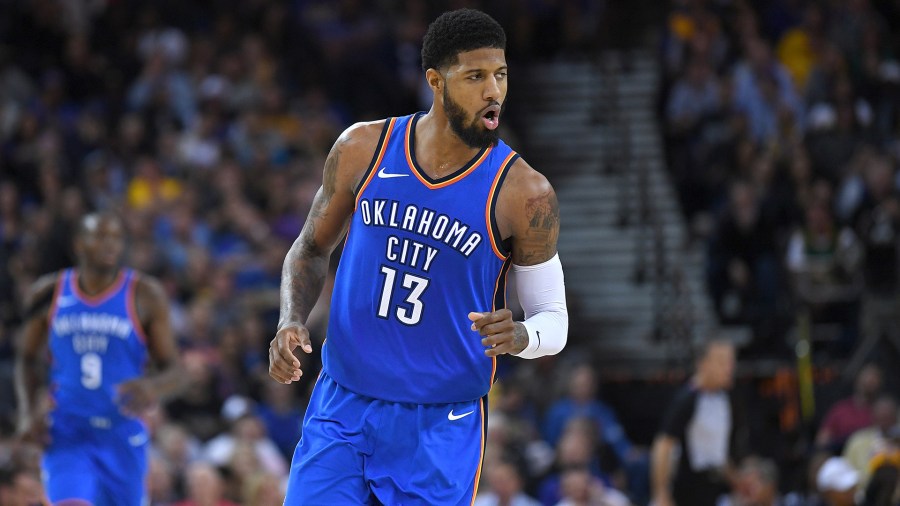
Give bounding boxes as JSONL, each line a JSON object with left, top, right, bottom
{"left": 481, "top": 105, "right": 500, "bottom": 130}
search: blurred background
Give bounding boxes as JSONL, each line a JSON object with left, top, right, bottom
{"left": 1, "top": 0, "right": 899, "bottom": 505}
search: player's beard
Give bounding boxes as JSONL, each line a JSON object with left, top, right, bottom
{"left": 443, "top": 87, "right": 501, "bottom": 149}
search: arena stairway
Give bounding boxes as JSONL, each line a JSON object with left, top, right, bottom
{"left": 514, "top": 51, "right": 728, "bottom": 374}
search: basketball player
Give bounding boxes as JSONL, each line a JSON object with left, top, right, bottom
{"left": 15, "top": 212, "right": 184, "bottom": 506}
{"left": 269, "top": 9, "right": 568, "bottom": 505}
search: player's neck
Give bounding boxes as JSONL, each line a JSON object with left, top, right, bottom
{"left": 416, "top": 110, "right": 483, "bottom": 178}
{"left": 77, "top": 267, "right": 121, "bottom": 295}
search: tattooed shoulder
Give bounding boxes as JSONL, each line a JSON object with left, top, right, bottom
{"left": 323, "top": 120, "right": 387, "bottom": 195}
{"left": 506, "top": 160, "right": 560, "bottom": 265}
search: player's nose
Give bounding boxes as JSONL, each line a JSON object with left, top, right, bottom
{"left": 483, "top": 75, "right": 501, "bottom": 101}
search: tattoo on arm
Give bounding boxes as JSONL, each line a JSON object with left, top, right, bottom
{"left": 279, "top": 140, "right": 345, "bottom": 329}
{"left": 513, "top": 323, "right": 529, "bottom": 353}
{"left": 517, "top": 189, "right": 560, "bottom": 264}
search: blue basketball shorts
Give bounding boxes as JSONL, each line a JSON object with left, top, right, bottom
{"left": 42, "top": 411, "right": 149, "bottom": 506}
{"left": 284, "top": 371, "right": 489, "bottom": 505}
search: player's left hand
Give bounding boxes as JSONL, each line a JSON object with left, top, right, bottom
{"left": 468, "top": 309, "right": 528, "bottom": 356}
{"left": 116, "top": 378, "right": 159, "bottom": 417}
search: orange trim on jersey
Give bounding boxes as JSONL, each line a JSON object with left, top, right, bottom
{"left": 405, "top": 119, "right": 493, "bottom": 189}
{"left": 354, "top": 118, "right": 397, "bottom": 209}
{"left": 469, "top": 398, "right": 488, "bottom": 506}
{"left": 46, "top": 271, "right": 67, "bottom": 324}
{"left": 71, "top": 270, "right": 127, "bottom": 307}
{"left": 491, "top": 259, "right": 510, "bottom": 314}
{"left": 126, "top": 273, "right": 148, "bottom": 345}
{"left": 486, "top": 151, "right": 518, "bottom": 260}
{"left": 489, "top": 355, "right": 497, "bottom": 391}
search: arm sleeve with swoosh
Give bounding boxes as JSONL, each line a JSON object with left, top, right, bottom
{"left": 512, "top": 253, "right": 568, "bottom": 359}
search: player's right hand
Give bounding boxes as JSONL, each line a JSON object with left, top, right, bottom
{"left": 269, "top": 322, "right": 313, "bottom": 384}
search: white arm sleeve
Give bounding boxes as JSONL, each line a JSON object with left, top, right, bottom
{"left": 512, "top": 253, "right": 568, "bottom": 359}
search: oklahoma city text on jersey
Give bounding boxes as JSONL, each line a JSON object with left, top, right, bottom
{"left": 357, "top": 197, "right": 484, "bottom": 272}
{"left": 53, "top": 312, "right": 134, "bottom": 354}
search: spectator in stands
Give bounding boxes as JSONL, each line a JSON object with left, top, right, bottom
{"left": 484, "top": 409, "right": 549, "bottom": 494}
{"left": 240, "top": 471, "right": 285, "bottom": 506}
{"left": 126, "top": 156, "right": 183, "bottom": 214}
{"left": 785, "top": 198, "right": 863, "bottom": 355}
{"left": 474, "top": 458, "right": 542, "bottom": 506}
{"left": 717, "top": 456, "right": 783, "bottom": 506}
{"left": 173, "top": 461, "right": 238, "bottom": 506}
{"left": 539, "top": 420, "right": 617, "bottom": 506}
{"left": 555, "top": 466, "right": 632, "bottom": 506}
{"left": 147, "top": 454, "right": 178, "bottom": 506}
{"left": 776, "top": 2, "right": 827, "bottom": 93}
{"left": 151, "top": 422, "right": 202, "bottom": 498}
{"left": 816, "top": 363, "right": 883, "bottom": 453}
{"left": 254, "top": 378, "right": 304, "bottom": 461}
{"left": 201, "top": 404, "right": 287, "bottom": 479}
{"left": 805, "top": 75, "right": 871, "bottom": 185}
{"left": 0, "top": 464, "right": 44, "bottom": 506}
{"left": 815, "top": 456, "right": 859, "bottom": 506}
{"left": 843, "top": 395, "right": 898, "bottom": 491}
{"left": 165, "top": 349, "right": 227, "bottom": 441}
{"left": 542, "top": 363, "right": 647, "bottom": 504}
{"left": 840, "top": 154, "right": 900, "bottom": 355}
{"left": 731, "top": 37, "right": 804, "bottom": 144}
{"left": 651, "top": 338, "right": 745, "bottom": 506}
{"left": 126, "top": 47, "right": 195, "bottom": 129}
{"left": 707, "top": 180, "right": 781, "bottom": 330}
{"left": 667, "top": 57, "right": 723, "bottom": 135}
{"left": 665, "top": 55, "right": 727, "bottom": 220}
{"left": 862, "top": 463, "right": 899, "bottom": 506}
{"left": 543, "top": 364, "right": 635, "bottom": 455}
{"left": 861, "top": 424, "right": 900, "bottom": 506}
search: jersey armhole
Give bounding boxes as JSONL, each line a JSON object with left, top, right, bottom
{"left": 486, "top": 152, "right": 520, "bottom": 259}
{"left": 353, "top": 118, "right": 397, "bottom": 199}
{"left": 126, "top": 272, "right": 149, "bottom": 345}
{"left": 45, "top": 270, "right": 67, "bottom": 323}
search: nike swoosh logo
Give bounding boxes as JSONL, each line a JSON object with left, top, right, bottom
{"left": 128, "top": 432, "right": 149, "bottom": 447}
{"left": 56, "top": 296, "right": 77, "bottom": 308}
{"left": 448, "top": 409, "right": 475, "bottom": 421}
{"left": 377, "top": 167, "right": 409, "bottom": 179}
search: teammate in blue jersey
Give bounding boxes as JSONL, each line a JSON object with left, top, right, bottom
{"left": 14, "top": 212, "right": 184, "bottom": 506}
{"left": 269, "top": 8, "right": 569, "bottom": 505}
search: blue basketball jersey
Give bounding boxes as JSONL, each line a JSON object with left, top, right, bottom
{"left": 324, "top": 113, "right": 519, "bottom": 404}
{"left": 48, "top": 269, "right": 148, "bottom": 420}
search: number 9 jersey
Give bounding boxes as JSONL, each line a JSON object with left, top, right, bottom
{"left": 324, "top": 113, "right": 520, "bottom": 404}
{"left": 47, "top": 268, "right": 148, "bottom": 420}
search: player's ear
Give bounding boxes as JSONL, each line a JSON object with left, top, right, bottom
{"left": 425, "top": 68, "right": 443, "bottom": 93}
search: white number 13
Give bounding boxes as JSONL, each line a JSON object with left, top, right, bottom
{"left": 378, "top": 266, "right": 429, "bottom": 325}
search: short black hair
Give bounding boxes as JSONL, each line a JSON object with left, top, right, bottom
{"left": 421, "top": 9, "right": 506, "bottom": 72}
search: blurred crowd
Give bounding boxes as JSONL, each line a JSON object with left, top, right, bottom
{"left": 661, "top": 0, "right": 900, "bottom": 362}
{"left": 1, "top": 0, "right": 899, "bottom": 505}
{"left": 660, "top": 0, "right": 900, "bottom": 504}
